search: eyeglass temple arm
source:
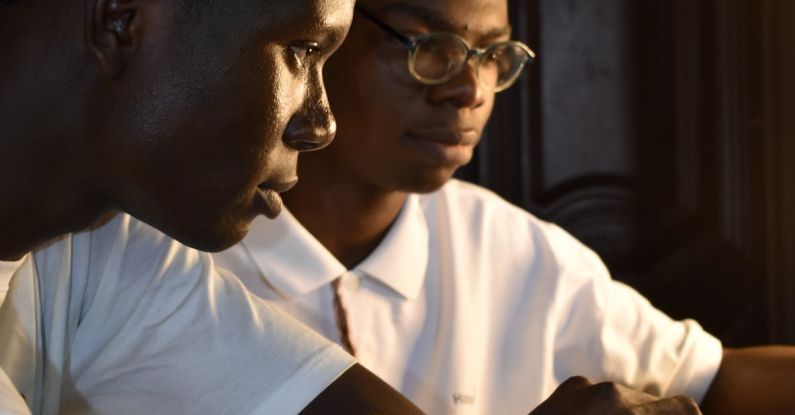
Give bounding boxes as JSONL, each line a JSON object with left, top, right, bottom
{"left": 355, "top": 6, "right": 415, "bottom": 48}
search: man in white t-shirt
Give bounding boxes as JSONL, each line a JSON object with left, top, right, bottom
{"left": 0, "top": 0, "right": 424, "bottom": 413}
{"left": 0, "top": 368, "right": 28, "bottom": 415}
{"left": 214, "top": 0, "right": 795, "bottom": 413}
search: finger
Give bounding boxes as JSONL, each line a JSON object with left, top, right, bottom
{"left": 590, "top": 381, "right": 659, "bottom": 407}
{"left": 560, "top": 375, "right": 594, "bottom": 389}
{"left": 637, "top": 395, "right": 702, "bottom": 415}
{"left": 528, "top": 377, "right": 594, "bottom": 414}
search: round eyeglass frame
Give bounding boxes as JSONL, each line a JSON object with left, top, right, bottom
{"left": 356, "top": 5, "right": 536, "bottom": 93}
{"left": 405, "top": 32, "right": 536, "bottom": 92}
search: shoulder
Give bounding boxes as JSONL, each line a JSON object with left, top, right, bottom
{"left": 45, "top": 217, "right": 355, "bottom": 414}
{"left": 421, "top": 180, "right": 609, "bottom": 280}
{"left": 91, "top": 213, "right": 208, "bottom": 274}
{"left": 428, "top": 180, "right": 597, "bottom": 254}
{"left": 419, "top": 179, "right": 542, "bottom": 234}
{"left": 424, "top": 179, "right": 524, "bottom": 213}
{"left": 32, "top": 213, "right": 210, "bottom": 287}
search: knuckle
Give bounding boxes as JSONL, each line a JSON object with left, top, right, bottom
{"left": 591, "top": 381, "right": 621, "bottom": 400}
{"left": 670, "top": 395, "right": 702, "bottom": 413}
{"left": 562, "top": 375, "right": 592, "bottom": 388}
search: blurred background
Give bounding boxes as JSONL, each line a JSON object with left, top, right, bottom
{"left": 457, "top": 0, "right": 795, "bottom": 346}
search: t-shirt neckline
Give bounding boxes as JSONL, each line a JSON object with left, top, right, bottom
{"left": 0, "top": 254, "right": 29, "bottom": 305}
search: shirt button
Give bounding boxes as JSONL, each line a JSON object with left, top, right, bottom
{"left": 342, "top": 272, "right": 360, "bottom": 292}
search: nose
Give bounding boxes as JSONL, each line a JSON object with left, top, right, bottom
{"left": 426, "top": 60, "right": 485, "bottom": 108}
{"left": 283, "top": 85, "right": 337, "bottom": 152}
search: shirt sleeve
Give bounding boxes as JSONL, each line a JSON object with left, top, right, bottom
{"left": 0, "top": 367, "right": 31, "bottom": 415}
{"left": 60, "top": 215, "right": 355, "bottom": 415}
{"left": 549, "top": 225, "right": 723, "bottom": 403}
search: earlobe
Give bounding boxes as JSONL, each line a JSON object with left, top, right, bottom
{"left": 87, "top": 0, "right": 139, "bottom": 78}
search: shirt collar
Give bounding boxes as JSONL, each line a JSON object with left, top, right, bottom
{"left": 240, "top": 208, "right": 346, "bottom": 300}
{"left": 355, "top": 194, "right": 429, "bottom": 300}
{"left": 241, "top": 195, "right": 429, "bottom": 301}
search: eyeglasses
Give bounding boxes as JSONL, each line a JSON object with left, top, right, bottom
{"left": 356, "top": 6, "right": 536, "bottom": 93}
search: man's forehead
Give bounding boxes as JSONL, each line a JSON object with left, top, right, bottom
{"left": 366, "top": 0, "right": 510, "bottom": 39}
{"left": 253, "top": 0, "right": 353, "bottom": 41}
{"left": 270, "top": 0, "right": 353, "bottom": 24}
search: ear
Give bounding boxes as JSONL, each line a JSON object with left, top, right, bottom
{"left": 87, "top": 0, "right": 140, "bottom": 78}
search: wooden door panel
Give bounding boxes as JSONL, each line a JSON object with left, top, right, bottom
{"left": 459, "top": 0, "right": 794, "bottom": 345}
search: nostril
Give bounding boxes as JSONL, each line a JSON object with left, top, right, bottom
{"left": 284, "top": 105, "right": 336, "bottom": 151}
{"left": 294, "top": 140, "right": 321, "bottom": 151}
{"left": 289, "top": 138, "right": 330, "bottom": 152}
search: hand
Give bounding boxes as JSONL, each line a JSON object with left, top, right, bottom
{"left": 529, "top": 376, "right": 702, "bottom": 415}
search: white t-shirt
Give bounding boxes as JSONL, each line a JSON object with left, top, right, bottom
{"left": 0, "top": 367, "right": 29, "bottom": 415}
{"left": 0, "top": 258, "right": 31, "bottom": 415}
{"left": 0, "top": 214, "right": 355, "bottom": 415}
{"left": 214, "top": 179, "right": 723, "bottom": 414}
{"left": 0, "top": 256, "right": 26, "bottom": 306}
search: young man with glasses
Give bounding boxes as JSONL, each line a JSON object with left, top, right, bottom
{"left": 0, "top": 0, "right": 427, "bottom": 413}
{"left": 215, "top": 0, "right": 795, "bottom": 413}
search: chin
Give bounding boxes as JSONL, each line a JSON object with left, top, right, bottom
{"left": 398, "top": 168, "right": 456, "bottom": 194}
{"left": 182, "top": 229, "right": 247, "bottom": 253}
{"left": 168, "top": 217, "right": 251, "bottom": 253}
{"left": 123, "top": 193, "right": 254, "bottom": 253}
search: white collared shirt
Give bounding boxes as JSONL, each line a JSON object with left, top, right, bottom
{"left": 214, "top": 179, "right": 723, "bottom": 414}
{"left": 0, "top": 214, "right": 354, "bottom": 415}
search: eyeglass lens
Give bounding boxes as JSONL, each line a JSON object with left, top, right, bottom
{"left": 409, "top": 34, "right": 532, "bottom": 91}
{"left": 411, "top": 35, "right": 469, "bottom": 82}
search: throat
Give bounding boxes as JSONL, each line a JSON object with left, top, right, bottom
{"left": 284, "top": 186, "right": 407, "bottom": 269}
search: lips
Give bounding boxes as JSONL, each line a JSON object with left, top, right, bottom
{"left": 258, "top": 177, "right": 298, "bottom": 193}
{"left": 407, "top": 127, "right": 479, "bottom": 146}
{"left": 405, "top": 126, "right": 479, "bottom": 166}
{"left": 254, "top": 178, "right": 298, "bottom": 219}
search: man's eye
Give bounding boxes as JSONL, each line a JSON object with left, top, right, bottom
{"left": 290, "top": 42, "right": 322, "bottom": 62}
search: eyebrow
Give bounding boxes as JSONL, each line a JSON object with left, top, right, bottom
{"left": 381, "top": 2, "right": 513, "bottom": 41}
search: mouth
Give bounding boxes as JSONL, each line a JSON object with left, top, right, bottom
{"left": 254, "top": 178, "right": 298, "bottom": 219}
{"left": 407, "top": 127, "right": 479, "bottom": 146}
{"left": 405, "top": 127, "right": 479, "bottom": 166}
{"left": 257, "top": 178, "right": 299, "bottom": 193}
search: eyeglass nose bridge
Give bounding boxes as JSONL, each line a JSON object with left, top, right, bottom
{"left": 452, "top": 47, "right": 491, "bottom": 88}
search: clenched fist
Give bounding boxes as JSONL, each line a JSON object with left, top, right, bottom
{"left": 529, "top": 376, "right": 702, "bottom": 415}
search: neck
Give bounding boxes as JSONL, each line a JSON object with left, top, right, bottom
{"left": 0, "top": 198, "right": 111, "bottom": 262}
{"left": 0, "top": 116, "right": 106, "bottom": 261}
{"left": 283, "top": 157, "right": 407, "bottom": 269}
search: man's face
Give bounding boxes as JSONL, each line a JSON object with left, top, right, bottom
{"left": 319, "top": 0, "right": 509, "bottom": 193}
{"left": 90, "top": 0, "right": 352, "bottom": 251}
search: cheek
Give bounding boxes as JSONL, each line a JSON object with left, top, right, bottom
{"left": 329, "top": 63, "right": 416, "bottom": 139}
{"left": 476, "top": 95, "right": 497, "bottom": 130}
{"left": 189, "top": 51, "right": 297, "bottom": 180}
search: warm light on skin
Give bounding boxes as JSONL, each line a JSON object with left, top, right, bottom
{"left": 281, "top": 0, "right": 514, "bottom": 267}
{"left": 0, "top": 0, "right": 355, "bottom": 259}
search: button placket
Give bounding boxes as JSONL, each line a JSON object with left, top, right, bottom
{"left": 331, "top": 271, "right": 360, "bottom": 356}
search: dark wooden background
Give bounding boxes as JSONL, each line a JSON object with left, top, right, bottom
{"left": 458, "top": 0, "right": 795, "bottom": 346}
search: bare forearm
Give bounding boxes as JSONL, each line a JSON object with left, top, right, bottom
{"left": 701, "top": 346, "right": 795, "bottom": 414}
